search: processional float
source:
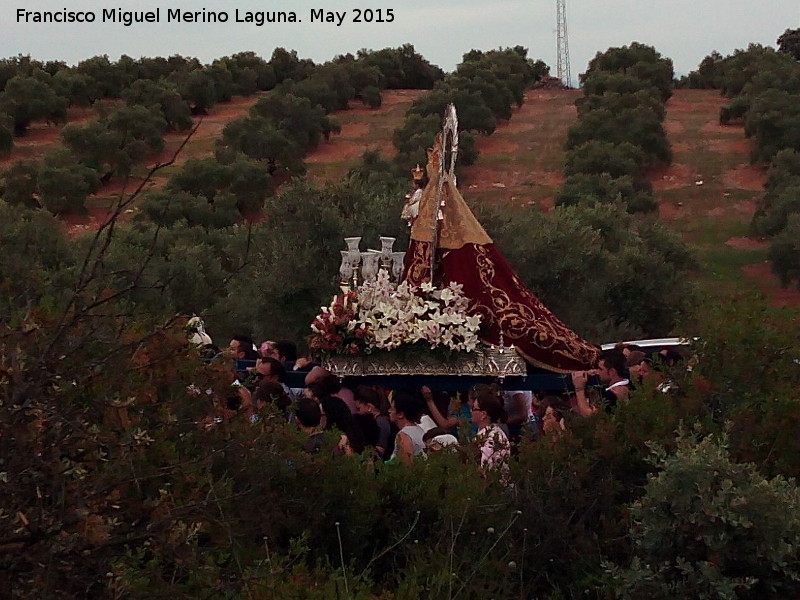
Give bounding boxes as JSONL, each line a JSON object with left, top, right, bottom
{"left": 310, "top": 105, "right": 598, "bottom": 385}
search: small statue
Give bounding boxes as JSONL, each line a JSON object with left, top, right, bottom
{"left": 400, "top": 163, "right": 426, "bottom": 225}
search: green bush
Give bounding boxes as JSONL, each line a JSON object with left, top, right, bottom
{"left": 0, "top": 73, "right": 69, "bottom": 135}
{"left": 0, "top": 200, "right": 76, "bottom": 320}
{"left": 478, "top": 201, "right": 695, "bottom": 341}
{"left": 682, "top": 294, "right": 800, "bottom": 429}
{"left": 752, "top": 184, "right": 800, "bottom": 236}
{"left": 0, "top": 113, "right": 13, "bottom": 153}
{"left": 576, "top": 88, "right": 666, "bottom": 121}
{"left": 566, "top": 104, "right": 671, "bottom": 166}
{"left": 719, "top": 96, "right": 751, "bottom": 125}
{"left": 752, "top": 150, "right": 800, "bottom": 235}
{"left": 278, "top": 76, "right": 345, "bottom": 113}
{"left": 582, "top": 71, "right": 665, "bottom": 100}
{"left": 1, "top": 158, "right": 39, "bottom": 206}
{"left": 768, "top": 214, "right": 800, "bottom": 288}
{"left": 609, "top": 428, "right": 800, "bottom": 600}
{"left": 565, "top": 140, "right": 649, "bottom": 179}
{"left": 679, "top": 51, "right": 725, "bottom": 89}
{"left": 744, "top": 89, "right": 800, "bottom": 163}
{"left": 360, "top": 84, "right": 382, "bottom": 108}
{"left": 122, "top": 78, "right": 193, "bottom": 131}
{"left": 249, "top": 92, "right": 341, "bottom": 149}
{"left": 556, "top": 173, "right": 657, "bottom": 214}
{"left": 714, "top": 45, "right": 786, "bottom": 98}
{"left": 358, "top": 44, "right": 444, "bottom": 89}
{"left": 581, "top": 42, "right": 674, "bottom": 101}
{"left": 37, "top": 149, "right": 101, "bottom": 214}
{"left": 779, "top": 28, "right": 800, "bottom": 61}
{"left": 61, "top": 104, "right": 167, "bottom": 179}
{"left": 408, "top": 84, "right": 496, "bottom": 134}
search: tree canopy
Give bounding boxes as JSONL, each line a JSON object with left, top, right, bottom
{"left": 61, "top": 104, "right": 167, "bottom": 179}
{"left": 581, "top": 42, "right": 674, "bottom": 101}
{"left": 0, "top": 74, "right": 68, "bottom": 135}
{"left": 778, "top": 27, "right": 800, "bottom": 61}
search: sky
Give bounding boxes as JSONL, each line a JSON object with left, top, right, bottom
{"left": 2, "top": 1, "right": 798, "bottom": 83}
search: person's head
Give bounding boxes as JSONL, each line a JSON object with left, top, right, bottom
{"left": 274, "top": 340, "right": 298, "bottom": 363}
{"left": 295, "top": 397, "right": 322, "bottom": 430}
{"left": 306, "top": 373, "right": 341, "bottom": 400}
{"left": 411, "top": 164, "right": 426, "bottom": 187}
{"left": 626, "top": 351, "right": 649, "bottom": 380}
{"left": 321, "top": 395, "right": 365, "bottom": 453}
{"left": 354, "top": 385, "right": 384, "bottom": 416}
{"left": 305, "top": 366, "right": 329, "bottom": 387}
{"left": 467, "top": 383, "right": 493, "bottom": 406}
{"left": 229, "top": 335, "right": 257, "bottom": 360}
{"left": 321, "top": 396, "right": 351, "bottom": 426}
{"left": 389, "top": 390, "right": 425, "bottom": 425}
{"left": 470, "top": 388, "right": 505, "bottom": 428}
{"left": 658, "top": 348, "right": 683, "bottom": 367}
{"left": 253, "top": 381, "right": 290, "bottom": 411}
{"left": 259, "top": 340, "right": 279, "bottom": 360}
{"left": 598, "top": 350, "right": 626, "bottom": 384}
{"left": 621, "top": 343, "right": 641, "bottom": 358}
{"left": 256, "top": 356, "right": 285, "bottom": 384}
{"left": 538, "top": 397, "right": 566, "bottom": 435}
{"left": 638, "top": 360, "right": 653, "bottom": 380}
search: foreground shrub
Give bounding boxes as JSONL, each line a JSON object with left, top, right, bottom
{"left": 609, "top": 428, "right": 800, "bottom": 600}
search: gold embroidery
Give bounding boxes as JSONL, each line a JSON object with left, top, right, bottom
{"left": 405, "top": 241, "right": 432, "bottom": 286}
{"left": 402, "top": 136, "right": 599, "bottom": 372}
{"left": 470, "top": 245, "right": 599, "bottom": 372}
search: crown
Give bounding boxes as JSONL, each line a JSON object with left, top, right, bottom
{"left": 411, "top": 164, "right": 425, "bottom": 181}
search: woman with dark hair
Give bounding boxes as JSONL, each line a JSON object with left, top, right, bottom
{"left": 253, "top": 381, "right": 291, "bottom": 414}
{"left": 388, "top": 390, "right": 426, "bottom": 464}
{"left": 537, "top": 396, "right": 567, "bottom": 440}
{"left": 354, "top": 385, "right": 395, "bottom": 460}
{"left": 470, "top": 388, "right": 510, "bottom": 472}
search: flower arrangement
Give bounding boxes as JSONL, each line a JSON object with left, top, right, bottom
{"left": 309, "top": 270, "right": 482, "bottom": 355}
{"left": 309, "top": 290, "right": 371, "bottom": 355}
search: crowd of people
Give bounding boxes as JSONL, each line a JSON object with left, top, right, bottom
{"left": 196, "top": 329, "right": 685, "bottom": 479}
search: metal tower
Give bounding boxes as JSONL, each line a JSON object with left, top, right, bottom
{"left": 556, "top": 0, "right": 571, "bottom": 88}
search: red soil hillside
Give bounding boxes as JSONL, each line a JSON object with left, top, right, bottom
{"left": 1, "top": 86, "right": 797, "bottom": 306}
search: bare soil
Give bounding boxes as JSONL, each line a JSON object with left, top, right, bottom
{"left": 62, "top": 206, "right": 118, "bottom": 237}
{"left": 648, "top": 163, "right": 699, "bottom": 190}
{"left": 456, "top": 89, "right": 578, "bottom": 209}
{"left": 741, "top": 262, "right": 800, "bottom": 307}
{"left": 306, "top": 121, "right": 388, "bottom": 163}
{"left": 657, "top": 89, "right": 798, "bottom": 306}
{"left": 658, "top": 202, "right": 688, "bottom": 221}
{"left": 723, "top": 164, "right": 768, "bottom": 191}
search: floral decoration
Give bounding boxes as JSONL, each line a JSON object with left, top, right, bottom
{"left": 309, "top": 290, "right": 371, "bottom": 355}
{"left": 309, "top": 270, "right": 482, "bottom": 355}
